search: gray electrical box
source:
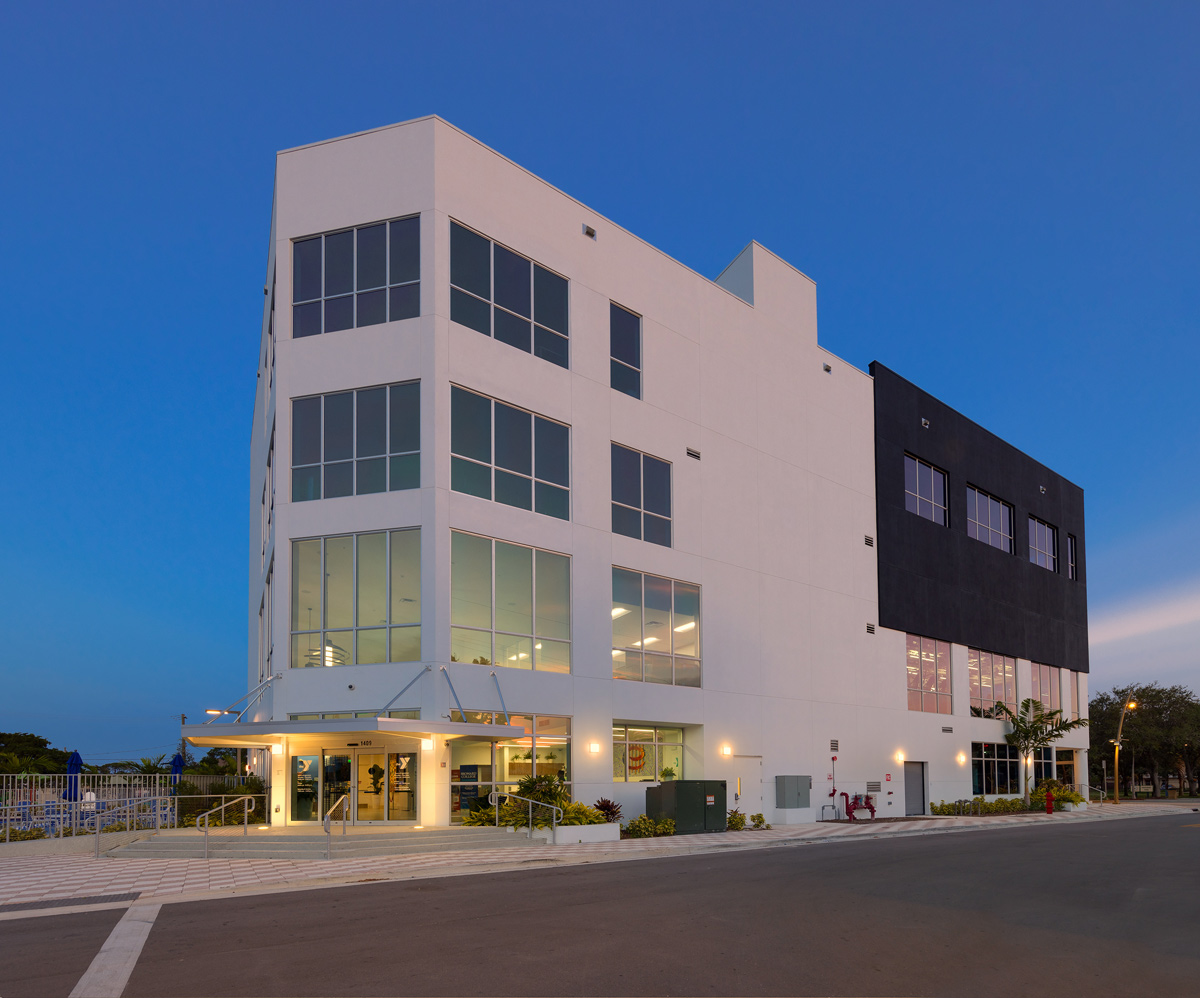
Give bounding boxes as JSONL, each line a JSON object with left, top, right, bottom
{"left": 775, "top": 775, "right": 812, "bottom": 809}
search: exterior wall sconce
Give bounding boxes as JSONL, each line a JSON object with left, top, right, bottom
{"left": 957, "top": 752, "right": 966, "bottom": 765}
{"left": 721, "top": 745, "right": 733, "bottom": 757}
{"left": 589, "top": 742, "right": 601, "bottom": 754}
{"left": 421, "top": 738, "right": 434, "bottom": 750}
{"left": 896, "top": 751, "right": 905, "bottom": 763}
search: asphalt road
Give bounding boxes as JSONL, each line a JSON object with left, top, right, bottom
{"left": 4, "top": 814, "right": 1199, "bottom": 997}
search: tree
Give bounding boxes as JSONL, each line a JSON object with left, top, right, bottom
{"left": 997, "top": 698, "right": 1089, "bottom": 805}
{"left": 0, "top": 733, "right": 72, "bottom": 773}
{"left": 1090, "top": 684, "right": 1200, "bottom": 797}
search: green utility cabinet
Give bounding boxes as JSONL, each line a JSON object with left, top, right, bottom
{"left": 646, "top": 780, "right": 727, "bottom": 833}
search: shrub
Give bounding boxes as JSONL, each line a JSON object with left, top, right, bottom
{"left": 516, "top": 773, "right": 568, "bottom": 809}
{"left": 726, "top": 808, "right": 746, "bottom": 830}
{"left": 655, "top": 818, "right": 676, "bottom": 836}
{"left": 3, "top": 828, "right": 48, "bottom": 842}
{"left": 750, "top": 813, "right": 771, "bottom": 830}
{"left": 559, "top": 802, "right": 606, "bottom": 826}
{"left": 594, "top": 798, "right": 623, "bottom": 823}
{"left": 931, "top": 796, "right": 1029, "bottom": 816}
{"left": 624, "top": 814, "right": 657, "bottom": 838}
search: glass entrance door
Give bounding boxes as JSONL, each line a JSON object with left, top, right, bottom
{"left": 356, "top": 753, "right": 388, "bottom": 822}
{"left": 388, "top": 753, "right": 417, "bottom": 820}
{"left": 322, "top": 753, "right": 352, "bottom": 819}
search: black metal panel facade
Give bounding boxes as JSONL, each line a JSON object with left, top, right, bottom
{"left": 870, "top": 362, "right": 1089, "bottom": 672}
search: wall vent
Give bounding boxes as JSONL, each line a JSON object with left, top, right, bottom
{"left": 582, "top": 224, "right": 596, "bottom": 239}
{"left": 942, "top": 726, "right": 954, "bottom": 734}
{"left": 864, "top": 535, "right": 874, "bottom": 547}
{"left": 830, "top": 740, "right": 839, "bottom": 752}
{"left": 686, "top": 448, "right": 701, "bottom": 461}
{"left": 866, "top": 623, "right": 876, "bottom": 634}
{"left": 866, "top": 781, "right": 882, "bottom": 793}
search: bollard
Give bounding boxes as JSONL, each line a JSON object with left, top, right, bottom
{"left": 1045, "top": 789, "right": 1054, "bottom": 814}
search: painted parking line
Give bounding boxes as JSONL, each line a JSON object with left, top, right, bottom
{"left": 69, "top": 903, "right": 161, "bottom": 998}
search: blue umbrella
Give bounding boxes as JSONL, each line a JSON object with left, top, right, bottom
{"left": 170, "top": 752, "right": 184, "bottom": 794}
{"left": 63, "top": 751, "right": 83, "bottom": 802}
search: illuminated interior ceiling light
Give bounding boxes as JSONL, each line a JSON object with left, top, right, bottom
{"left": 674, "top": 621, "right": 695, "bottom": 632}
{"left": 611, "top": 607, "right": 630, "bottom": 619}
{"left": 611, "top": 649, "right": 621, "bottom": 657}
{"left": 518, "top": 653, "right": 528, "bottom": 659}
{"left": 509, "top": 655, "right": 517, "bottom": 660}
{"left": 534, "top": 643, "right": 541, "bottom": 649}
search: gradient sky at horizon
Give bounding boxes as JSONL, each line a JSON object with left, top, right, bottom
{"left": 1, "top": 3, "right": 1196, "bottom": 761}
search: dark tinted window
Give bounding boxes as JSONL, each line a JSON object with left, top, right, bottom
{"left": 610, "top": 361, "right": 640, "bottom": 399}
{"left": 450, "top": 222, "right": 490, "bottom": 298}
{"left": 356, "top": 224, "right": 386, "bottom": 290}
{"left": 293, "top": 397, "right": 322, "bottom": 465}
{"left": 356, "top": 388, "right": 386, "bottom": 457}
{"left": 389, "top": 383, "right": 420, "bottom": 455}
{"left": 535, "top": 266, "right": 568, "bottom": 333}
{"left": 494, "top": 403, "right": 532, "bottom": 475}
{"left": 324, "top": 231, "right": 354, "bottom": 297}
{"left": 493, "top": 245, "right": 531, "bottom": 317}
{"left": 450, "top": 387, "right": 491, "bottom": 463}
{"left": 389, "top": 216, "right": 420, "bottom": 285}
{"left": 493, "top": 307, "right": 531, "bottom": 352}
{"left": 535, "top": 418, "right": 569, "bottom": 486}
{"left": 610, "top": 304, "right": 640, "bottom": 366}
{"left": 642, "top": 457, "right": 671, "bottom": 516}
{"left": 293, "top": 238, "right": 322, "bottom": 303}
{"left": 323, "top": 393, "right": 354, "bottom": 461}
{"left": 611, "top": 444, "right": 642, "bottom": 509}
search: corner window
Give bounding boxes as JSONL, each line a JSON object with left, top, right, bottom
{"left": 966, "top": 486, "right": 1012, "bottom": 552}
{"left": 904, "top": 455, "right": 947, "bottom": 525}
{"left": 291, "top": 382, "right": 419, "bottom": 501}
{"left": 449, "top": 221, "right": 569, "bottom": 368}
{"left": 610, "top": 303, "right": 641, "bottom": 399}
{"left": 905, "top": 634, "right": 951, "bottom": 714}
{"left": 1029, "top": 516, "right": 1058, "bottom": 572}
{"left": 611, "top": 444, "right": 671, "bottom": 546}
{"left": 1067, "top": 534, "right": 1078, "bottom": 580}
{"left": 450, "top": 531, "right": 571, "bottom": 673}
{"left": 612, "top": 725, "right": 683, "bottom": 782}
{"left": 450, "top": 386, "right": 569, "bottom": 519}
{"left": 968, "top": 648, "right": 1016, "bottom": 718}
{"left": 289, "top": 529, "right": 420, "bottom": 668}
{"left": 448, "top": 713, "right": 571, "bottom": 820}
{"left": 611, "top": 568, "right": 700, "bottom": 687}
{"left": 292, "top": 216, "right": 419, "bottom": 337}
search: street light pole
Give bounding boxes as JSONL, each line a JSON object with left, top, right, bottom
{"left": 1113, "top": 700, "right": 1136, "bottom": 804}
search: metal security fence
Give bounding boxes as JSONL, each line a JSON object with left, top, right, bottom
{"left": 0, "top": 773, "right": 266, "bottom": 806}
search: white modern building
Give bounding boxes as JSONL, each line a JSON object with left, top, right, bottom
{"left": 185, "top": 116, "right": 1090, "bottom": 828}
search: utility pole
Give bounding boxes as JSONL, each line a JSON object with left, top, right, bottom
{"left": 178, "top": 714, "right": 187, "bottom": 763}
{"left": 1112, "top": 699, "right": 1136, "bottom": 804}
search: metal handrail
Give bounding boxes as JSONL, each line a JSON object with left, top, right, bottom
{"left": 198, "top": 795, "right": 254, "bottom": 859}
{"left": 93, "top": 797, "right": 162, "bottom": 858}
{"left": 487, "top": 791, "right": 562, "bottom": 839}
{"left": 1080, "top": 784, "right": 1106, "bottom": 804}
{"left": 324, "top": 794, "right": 349, "bottom": 859}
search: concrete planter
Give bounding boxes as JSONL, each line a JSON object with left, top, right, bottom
{"left": 527, "top": 823, "right": 621, "bottom": 845}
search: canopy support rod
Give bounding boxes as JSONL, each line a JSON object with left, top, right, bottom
{"left": 204, "top": 675, "right": 277, "bottom": 724}
{"left": 440, "top": 667, "right": 466, "bottom": 721}
{"left": 489, "top": 671, "right": 511, "bottom": 725}
{"left": 375, "top": 666, "right": 431, "bottom": 718}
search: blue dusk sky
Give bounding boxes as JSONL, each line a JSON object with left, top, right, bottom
{"left": 1, "top": 3, "right": 1196, "bottom": 762}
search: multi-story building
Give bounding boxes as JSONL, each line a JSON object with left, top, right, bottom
{"left": 184, "top": 116, "right": 1090, "bottom": 827}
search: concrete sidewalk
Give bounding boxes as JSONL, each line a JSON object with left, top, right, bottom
{"left": 0, "top": 800, "right": 1191, "bottom": 916}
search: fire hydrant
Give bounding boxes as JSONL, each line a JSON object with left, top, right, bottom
{"left": 1044, "top": 788, "right": 1054, "bottom": 814}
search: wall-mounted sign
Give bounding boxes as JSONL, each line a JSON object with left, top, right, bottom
{"left": 886, "top": 774, "right": 892, "bottom": 781}
{"left": 827, "top": 773, "right": 833, "bottom": 780}
{"left": 705, "top": 795, "right": 715, "bottom": 805}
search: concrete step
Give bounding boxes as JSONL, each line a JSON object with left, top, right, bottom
{"left": 109, "top": 826, "right": 534, "bottom": 860}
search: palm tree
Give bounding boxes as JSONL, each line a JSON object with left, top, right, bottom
{"left": 997, "top": 698, "right": 1089, "bottom": 805}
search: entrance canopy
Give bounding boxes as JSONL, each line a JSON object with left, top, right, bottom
{"left": 183, "top": 716, "right": 527, "bottom": 749}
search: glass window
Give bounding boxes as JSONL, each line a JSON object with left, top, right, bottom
{"left": 291, "top": 215, "right": 420, "bottom": 336}
{"left": 450, "top": 386, "right": 570, "bottom": 520}
{"left": 904, "top": 454, "right": 947, "bottom": 526}
{"left": 1032, "top": 663, "right": 1063, "bottom": 711}
{"left": 1029, "top": 516, "right": 1058, "bottom": 572}
{"left": 968, "top": 648, "right": 1017, "bottom": 718}
{"left": 610, "top": 303, "right": 641, "bottom": 399}
{"left": 612, "top": 725, "right": 685, "bottom": 782}
{"left": 291, "top": 382, "right": 419, "bottom": 501}
{"left": 966, "top": 486, "right": 1013, "bottom": 552}
{"left": 971, "top": 742, "right": 1020, "bottom": 796}
{"left": 449, "top": 711, "right": 572, "bottom": 820}
{"left": 451, "top": 531, "right": 570, "bottom": 673}
{"left": 289, "top": 529, "right": 420, "bottom": 667}
{"left": 449, "top": 221, "right": 568, "bottom": 369}
{"left": 612, "top": 568, "right": 700, "bottom": 687}
{"left": 1067, "top": 534, "right": 1078, "bottom": 581}
{"left": 611, "top": 443, "right": 671, "bottom": 546}
{"left": 905, "top": 634, "right": 951, "bottom": 714}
